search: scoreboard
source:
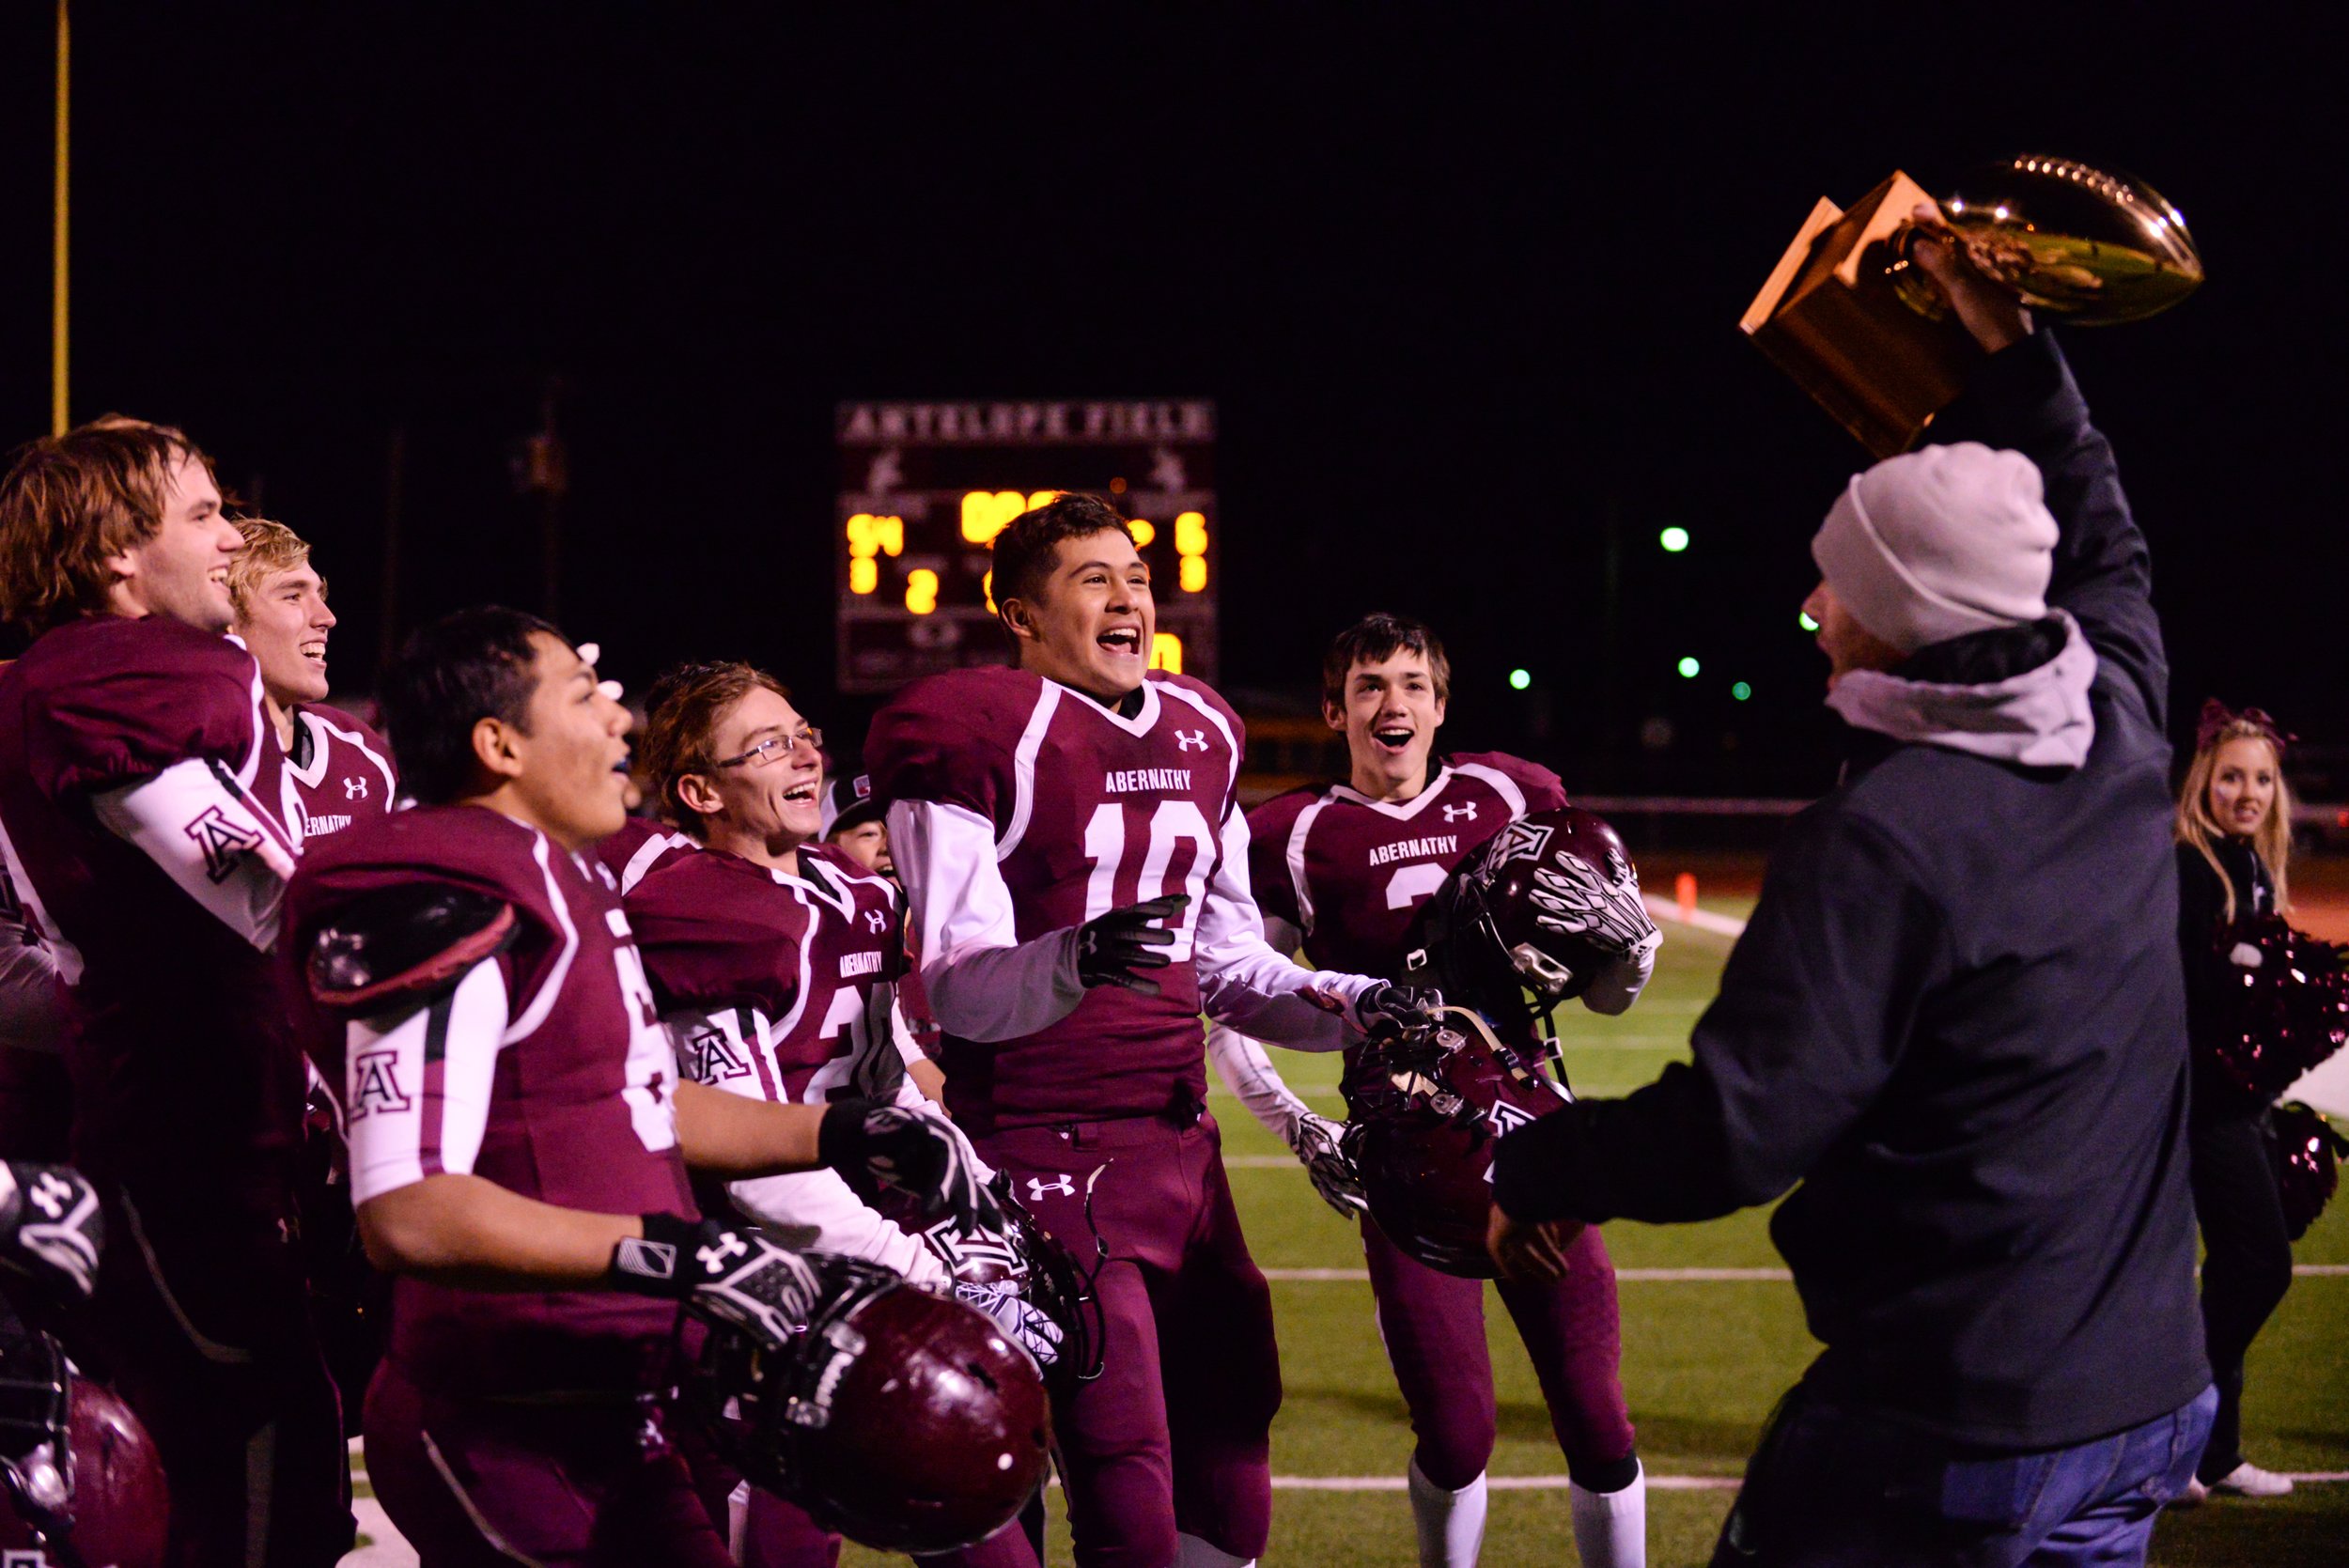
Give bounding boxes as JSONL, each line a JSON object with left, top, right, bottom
{"left": 833, "top": 399, "right": 1219, "bottom": 693}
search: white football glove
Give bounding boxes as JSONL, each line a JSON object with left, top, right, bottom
{"left": 954, "top": 1279, "right": 1065, "bottom": 1370}
{"left": 1287, "top": 1110, "right": 1367, "bottom": 1219}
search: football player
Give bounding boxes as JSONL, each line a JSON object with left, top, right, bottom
{"left": 1206, "top": 613, "right": 1655, "bottom": 1568}
{"left": 0, "top": 419, "right": 347, "bottom": 1566}
{"left": 282, "top": 607, "right": 996, "bottom": 1567}
{"left": 227, "top": 517, "right": 397, "bottom": 846}
{"left": 865, "top": 494, "right": 1437, "bottom": 1568}
{"left": 628, "top": 660, "right": 1046, "bottom": 1568}
{"left": 821, "top": 768, "right": 950, "bottom": 1107}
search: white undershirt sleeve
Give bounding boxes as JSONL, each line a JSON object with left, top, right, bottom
{"left": 1206, "top": 1022, "right": 1316, "bottom": 1143}
{"left": 346, "top": 959, "right": 510, "bottom": 1206}
{"left": 888, "top": 990, "right": 926, "bottom": 1069}
{"left": 887, "top": 799, "right": 1085, "bottom": 1043}
{"left": 91, "top": 758, "right": 298, "bottom": 951}
{"left": 1192, "top": 802, "right": 1376, "bottom": 1052}
{"left": 725, "top": 1167, "right": 949, "bottom": 1286}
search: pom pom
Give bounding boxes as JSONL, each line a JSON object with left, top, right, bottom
{"left": 2270, "top": 1101, "right": 2347, "bottom": 1243}
{"left": 2201, "top": 916, "right": 2349, "bottom": 1113}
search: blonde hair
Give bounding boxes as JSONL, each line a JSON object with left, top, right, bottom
{"left": 2175, "top": 721, "right": 2293, "bottom": 923}
{"left": 226, "top": 517, "right": 319, "bottom": 620}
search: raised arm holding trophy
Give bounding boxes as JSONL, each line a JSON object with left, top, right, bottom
{"left": 1742, "top": 155, "right": 2204, "bottom": 453}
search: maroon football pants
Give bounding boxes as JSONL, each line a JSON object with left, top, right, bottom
{"left": 981, "top": 1112, "right": 1281, "bottom": 1568}
{"left": 364, "top": 1358, "right": 733, "bottom": 1568}
{"left": 1362, "top": 1213, "right": 1635, "bottom": 1489}
{"left": 98, "top": 1182, "right": 351, "bottom": 1568}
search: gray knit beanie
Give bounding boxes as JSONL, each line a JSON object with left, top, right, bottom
{"left": 1810, "top": 442, "right": 2060, "bottom": 654}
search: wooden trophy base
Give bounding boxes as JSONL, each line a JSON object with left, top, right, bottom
{"left": 1740, "top": 171, "right": 1980, "bottom": 458}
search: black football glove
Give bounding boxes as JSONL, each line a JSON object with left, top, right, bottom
{"left": 1355, "top": 983, "right": 1444, "bottom": 1043}
{"left": 609, "top": 1213, "right": 820, "bottom": 1349}
{"left": 1074, "top": 893, "right": 1189, "bottom": 997}
{"left": 818, "top": 1100, "right": 1001, "bottom": 1233}
{"left": 0, "top": 1164, "right": 101, "bottom": 1304}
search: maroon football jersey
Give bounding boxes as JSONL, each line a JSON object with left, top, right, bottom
{"left": 626, "top": 843, "right": 903, "bottom": 1104}
{"left": 257, "top": 703, "right": 397, "bottom": 847}
{"left": 1250, "top": 753, "right": 1566, "bottom": 979}
{"left": 866, "top": 667, "right": 1249, "bottom": 1127}
{"left": 283, "top": 804, "right": 695, "bottom": 1396}
{"left": 593, "top": 814, "right": 699, "bottom": 895}
{"left": 0, "top": 616, "right": 303, "bottom": 1201}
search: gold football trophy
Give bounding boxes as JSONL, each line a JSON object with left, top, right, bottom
{"left": 1741, "top": 157, "right": 2204, "bottom": 456}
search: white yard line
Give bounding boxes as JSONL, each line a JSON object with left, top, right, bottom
{"left": 1265, "top": 1265, "right": 2349, "bottom": 1282}
{"left": 1644, "top": 893, "right": 1750, "bottom": 939}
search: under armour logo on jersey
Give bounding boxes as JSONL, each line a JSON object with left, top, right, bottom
{"left": 697, "top": 1231, "right": 751, "bottom": 1274}
{"left": 1441, "top": 801, "right": 1478, "bottom": 823}
{"left": 183, "top": 806, "right": 263, "bottom": 883}
{"left": 1026, "top": 1174, "right": 1077, "bottom": 1201}
{"left": 349, "top": 1050, "right": 412, "bottom": 1120}
{"left": 1174, "top": 729, "right": 1209, "bottom": 753}
{"left": 344, "top": 776, "right": 369, "bottom": 800}
{"left": 24, "top": 1172, "right": 72, "bottom": 1220}
{"left": 865, "top": 908, "right": 888, "bottom": 933}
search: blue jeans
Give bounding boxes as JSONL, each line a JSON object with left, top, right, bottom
{"left": 1712, "top": 1383, "right": 2217, "bottom": 1567}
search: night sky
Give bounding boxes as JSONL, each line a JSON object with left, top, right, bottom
{"left": 3, "top": 11, "right": 2341, "bottom": 798}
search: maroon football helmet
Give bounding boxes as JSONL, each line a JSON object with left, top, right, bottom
{"left": 1341, "top": 1010, "right": 1573, "bottom": 1278}
{"left": 1404, "top": 807, "right": 1656, "bottom": 1038}
{"left": 0, "top": 1327, "right": 169, "bottom": 1568}
{"left": 681, "top": 1254, "right": 1051, "bottom": 1553}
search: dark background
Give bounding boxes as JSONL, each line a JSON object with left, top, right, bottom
{"left": 3, "top": 9, "right": 2341, "bottom": 797}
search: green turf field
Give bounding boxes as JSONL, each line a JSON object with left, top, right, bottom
{"left": 845, "top": 907, "right": 2349, "bottom": 1568}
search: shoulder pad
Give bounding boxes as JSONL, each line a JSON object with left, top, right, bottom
{"left": 307, "top": 883, "right": 518, "bottom": 1012}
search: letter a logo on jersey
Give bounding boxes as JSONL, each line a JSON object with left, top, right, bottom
{"left": 184, "top": 806, "right": 263, "bottom": 883}
{"left": 349, "top": 1050, "right": 412, "bottom": 1120}
{"left": 684, "top": 1026, "right": 751, "bottom": 1084}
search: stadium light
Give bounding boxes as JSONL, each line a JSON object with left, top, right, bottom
{"left": 1658, "top": 525, "right": 1690, "bottom": 553}
{"left": 1798, "top": 611, "right": 1820, "bottom": 632}
{"left": 1677, "top": 656, "right": 1701, "bottom": 678}
{"left": 1732, "top": 680, "right": 1752, "bottom": 701}
{"left": 1508, "top": 668, "right": 1532, "bottom": 691}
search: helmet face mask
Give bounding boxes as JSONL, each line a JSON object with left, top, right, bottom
{"left": 926, "top": 1177, "right": 1107, "bottom": 1397}
{"left": 1352, "top": 807, "right": 1654, "bottom": 1278}
{"left": 1341, "top": 1008, "right": 1572, "bottom": 1277}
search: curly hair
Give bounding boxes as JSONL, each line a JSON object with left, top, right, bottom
{"left": 0, "top": 417, "right": 219, "bottom": 633}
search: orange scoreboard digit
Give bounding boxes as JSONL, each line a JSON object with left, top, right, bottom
{"left": 834, "top": 399, "right": 1219, "bottom": 693}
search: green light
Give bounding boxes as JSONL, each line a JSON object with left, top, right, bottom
{"left": 1732, "top": 681, "right": 1752, "bottom": 702}
{"left": 1676, "top": 656, "right": 1701, "bottom": 679}
{"left": 1508, "top": 668, "right": 1532, "bottom": 691}
{"left": 1797, "top": 612, "right": 1820, "bottom": 632}
{"left": 1658, "top": 526, "right": 1690, "bottom": 553}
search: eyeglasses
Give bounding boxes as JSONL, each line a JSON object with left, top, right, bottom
{"left": 713, "top": 726, "right": 823, "bottom": 769}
